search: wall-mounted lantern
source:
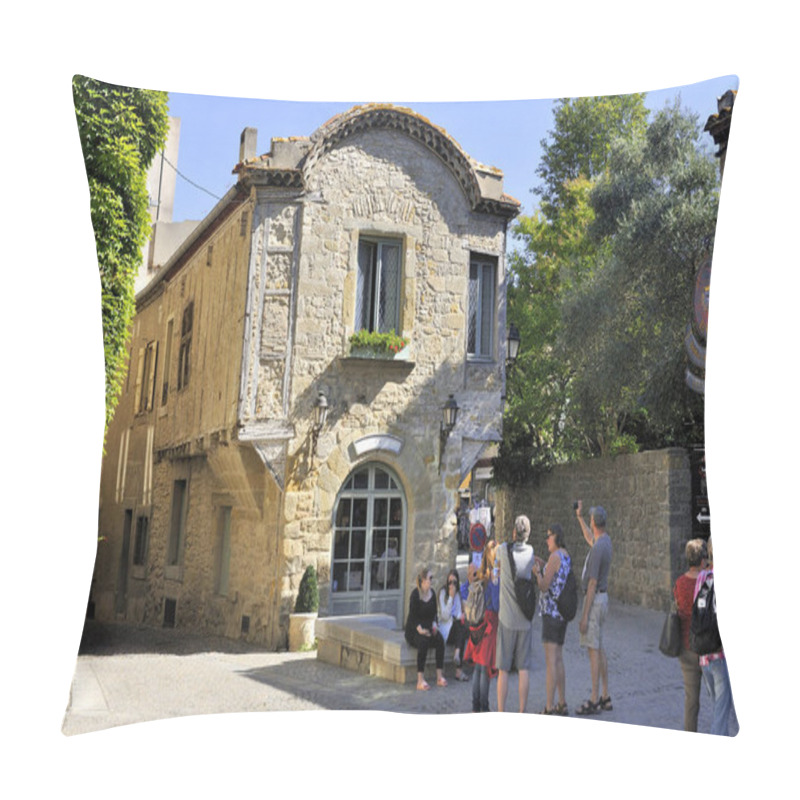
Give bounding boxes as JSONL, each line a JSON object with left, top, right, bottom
{"left": 311, "top": 391, "right": 329, "bottom": 456}
{"left": 438, "top": 394, "right": 459, "bottom": 474}
{"left": 506, "top": 323, "right": 521, "bottom": 367}
{"left": 502, "top": 325, "right": 522, "bottom": 403}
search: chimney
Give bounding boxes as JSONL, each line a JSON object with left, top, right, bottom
{"left": 239, "top": 127, "right": 257, "bottom": 163}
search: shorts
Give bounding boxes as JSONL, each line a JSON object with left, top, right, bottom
{"left": 541, "top": 613, "right": 567, "bottom": 645}
{"left": 495, "top": 622, "right": 533, "bottom": 672}
{"left": 579, "top": 591, "right": 608, "bottom": 650}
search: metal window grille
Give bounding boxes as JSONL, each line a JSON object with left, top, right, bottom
{"left": 356, "top": 238, "right": 401, "bottom": 333}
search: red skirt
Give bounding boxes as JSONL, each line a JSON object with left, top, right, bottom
{"left": 464, "top": 609, "right": 498, "bottom": 678}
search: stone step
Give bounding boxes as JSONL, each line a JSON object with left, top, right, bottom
{"left": 315, "top": 613, "right": 457, "bottom": 684}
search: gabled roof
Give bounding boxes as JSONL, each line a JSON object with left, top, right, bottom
{"left": 235, "top": 103, "right": 520, "bottom": 218}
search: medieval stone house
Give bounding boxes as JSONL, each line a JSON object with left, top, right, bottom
{"left": 91, "top": 104, "right": 519, "bottom": 647}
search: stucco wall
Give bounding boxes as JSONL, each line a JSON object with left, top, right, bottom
{"left": 95, "top": 198, "right": 291, "bottom": 646}
{"left": 494, "top": 449, "right": 692, "bottom": 612}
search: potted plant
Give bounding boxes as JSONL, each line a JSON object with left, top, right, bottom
{"left": 348, "top": 329, "right": 408, "bottom": 359}
{"left": 288, "top": 564, "right": 319, "bottom": 651}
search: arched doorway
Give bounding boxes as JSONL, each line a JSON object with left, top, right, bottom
{"left": 329, "top": 463, "right": 405, "bottom": 625}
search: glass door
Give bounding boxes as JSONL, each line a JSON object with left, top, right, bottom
{"left": 330, "top": 464, "right": 405, "bottom": 624}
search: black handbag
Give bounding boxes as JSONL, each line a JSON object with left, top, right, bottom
{"left": 659, "top": 600, "right": 681, "bottom": 657}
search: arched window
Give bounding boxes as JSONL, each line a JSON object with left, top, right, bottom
{"left": 330, "top": 463, "right": 405, "bottom": 623}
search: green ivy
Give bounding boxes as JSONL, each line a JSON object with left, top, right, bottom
{"left": 72, "top": 75, "right": 169, "bottom": 439}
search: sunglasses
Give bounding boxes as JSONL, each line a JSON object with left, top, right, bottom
{"left": 448, "top": 579, "right": 458, "bottom": 585}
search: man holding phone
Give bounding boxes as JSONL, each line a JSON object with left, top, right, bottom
{"left": 575, "top": 500, "right": 613, "bottom": 715}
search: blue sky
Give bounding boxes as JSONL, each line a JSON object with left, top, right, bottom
{"left": 166, "top": 74, "right": 738, "bottom": 224}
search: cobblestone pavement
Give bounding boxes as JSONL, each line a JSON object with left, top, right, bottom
{"left": 63, "top": 600, "right": 737, "bottom": 736}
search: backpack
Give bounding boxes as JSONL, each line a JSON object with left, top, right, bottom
{"left": 555, "top": 566, "right": 578, "bottom": 622}
{"left": 507, "top": 543, "right": 537, "bottom": 621}
{"left": 464, "top": 579, "right": 486, "bottom": 628}
{"left": 690, "top": 572, "right": 722, "bottom": 655}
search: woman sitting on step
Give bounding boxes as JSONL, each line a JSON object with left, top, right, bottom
{"left": 404, "top": 567, "right": 447, "bottom": 691}
{"left": 438, "top": 569, "right": 469, "bottom": 681}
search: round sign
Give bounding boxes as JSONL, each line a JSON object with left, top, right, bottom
{"left": 469, "top": 522, "right": 487, "bottom": 552}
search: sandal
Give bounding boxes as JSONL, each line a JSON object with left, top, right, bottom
{"left": 575, "top": 699, "right": 600, "bottom": 716}
{"left": 455, "top": 672, "right": 470, "bottom": 682}
{"left": 598, "top": 696, "right": 613, "bottom": 711}
{"left": 555, "top": 702, "right": 569, "bottom": 716}
{"left": 416, "top": 681, "right": 431, "bottom": 691}
{"left": 437, "top": 677, "right": 448, "bottom": 687}
{"left": 540, "top": 707, "right": 555, "bottom": 715}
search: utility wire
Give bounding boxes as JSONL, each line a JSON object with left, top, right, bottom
{"left": 160, "top": 153, "right": 222, "bottom": 201}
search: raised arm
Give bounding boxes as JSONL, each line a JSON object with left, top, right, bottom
{"left": 575, "top": 500, "right": 593, "bottom": 548}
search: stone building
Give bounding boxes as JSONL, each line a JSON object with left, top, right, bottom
{"left": 91, "top": 104, "right": 519, "bottom": 648}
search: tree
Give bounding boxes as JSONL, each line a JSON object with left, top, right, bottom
{"left": 495, "top": 94, "right": 646, "bottom": 485}
{"left": 536, "top": 94, "right": 648, "bottom": 214}
{"left": 72, "top": 76, "right": 169, "bottom": 435}
{"left": 496, "top": 96, "right": 717, "bottom": 486}
{"left": 563, "top": 102, "right": 717, "bottom": 454}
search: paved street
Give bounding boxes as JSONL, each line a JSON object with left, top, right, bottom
{"left": 63, "top": 599, "right": 736, "bottom": 736}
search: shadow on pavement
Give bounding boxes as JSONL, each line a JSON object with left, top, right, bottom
{"left": 76, "top": 618, "right": 274, "bottom": 657}
{"left": 236, "top": 659, "right": 489, "bottom": 715}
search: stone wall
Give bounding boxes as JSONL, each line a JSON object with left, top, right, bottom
{"left": 94, "top": 197, "right": 291, "bottom": 648}
{"left": 93, "top": 106, "right": 517, "bottom": 647}
{"left": 494, "top": 449, "right": 692, "bottom": 611}
{"left": 253, "top": 126, "right": 511, "bottom": 624}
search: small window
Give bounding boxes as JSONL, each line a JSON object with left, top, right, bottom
{"left": 215, "top": 506, "right": 232, "bottom": 596}
{"left": 468, "top": 256, "right": 496, "bottom": 359}
{"left": 161, "top": 318, "right": 174, "bottom": 406}
{"left": 177, "top": 302, "right": 193, "bottom": 390}
{"left": 163, "top": 598, "right": 177, "bottom": 628}
{"left": 167, "top": 480, "right": 188, "bottom": 566}
{"left": 133, "top": 516, "right": 149, "bottom": 566}
{"left": 356, "top": 237, "right": 402, "bottom": 334}
{"left": 134, "top": 341, "right": 158, "bottom": 414}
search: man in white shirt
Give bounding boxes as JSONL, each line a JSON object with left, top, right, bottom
{"left": 496, "top": 515, "right": 535, "bottom": 712}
